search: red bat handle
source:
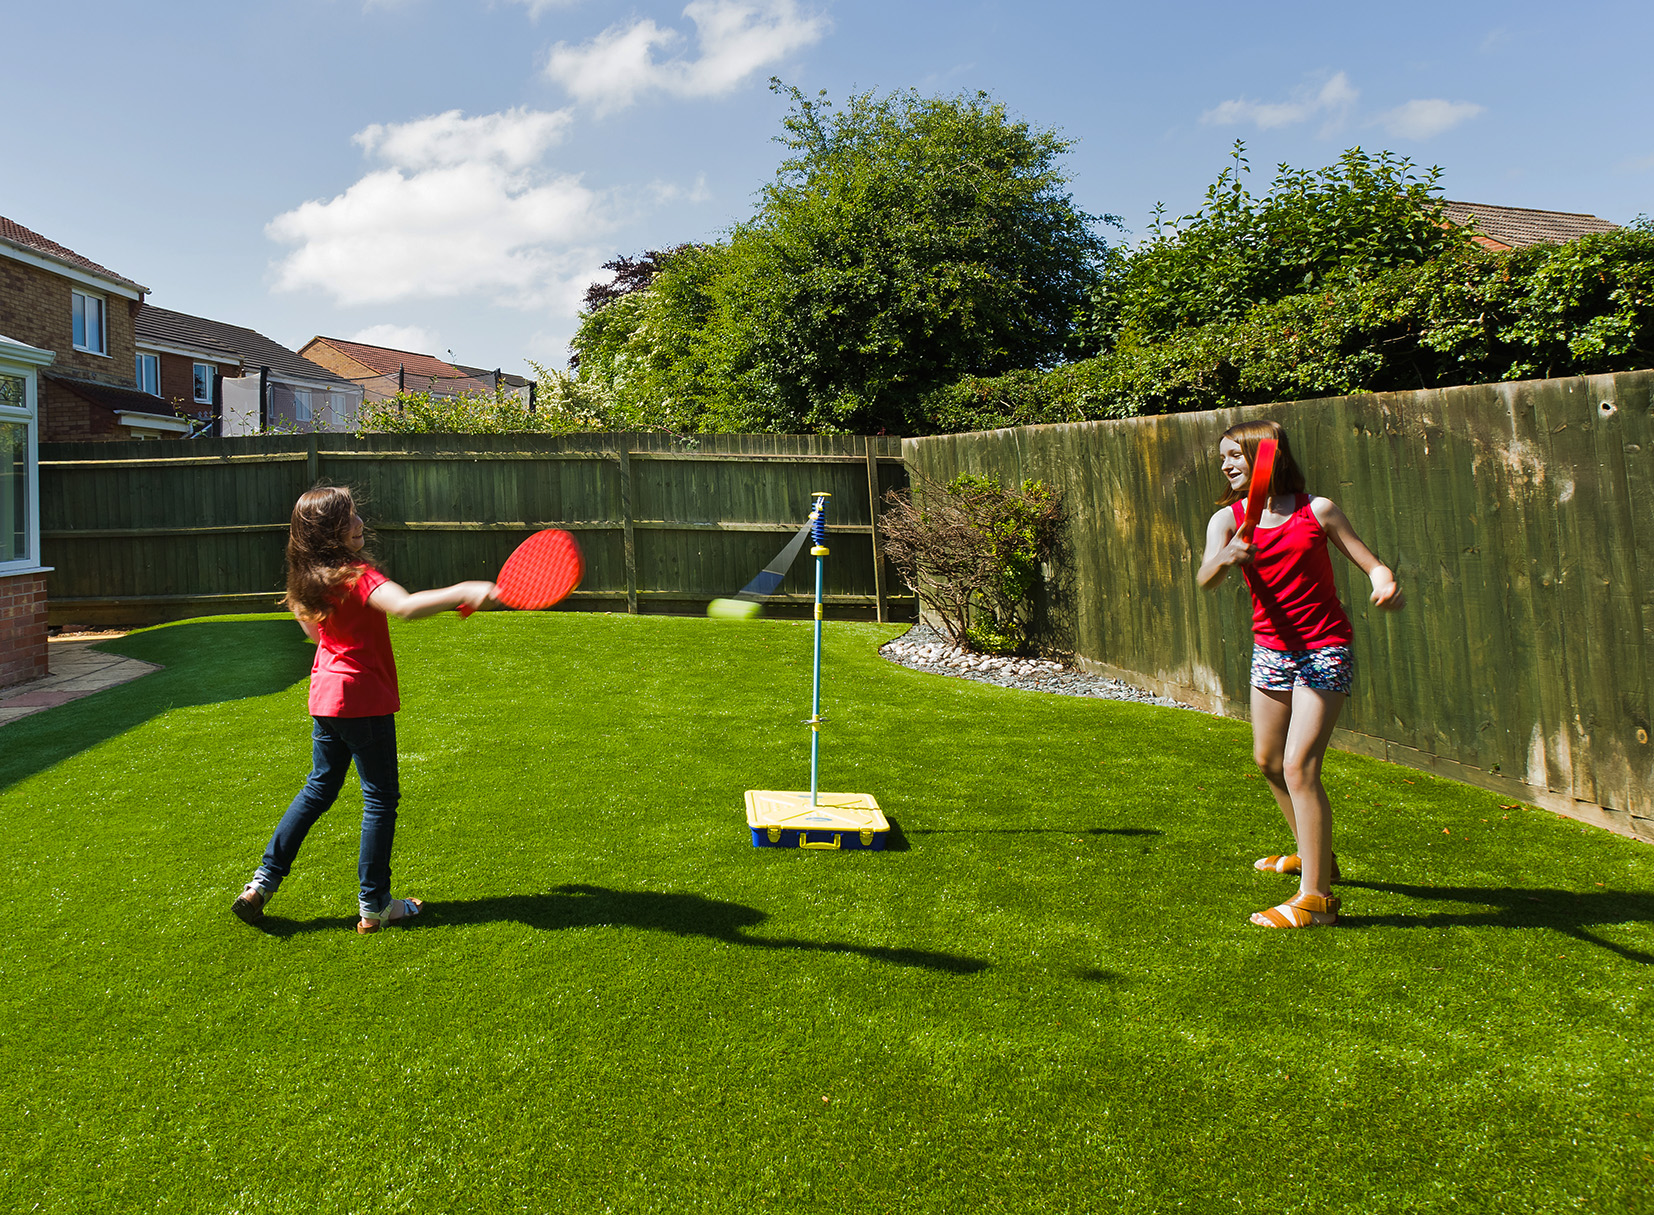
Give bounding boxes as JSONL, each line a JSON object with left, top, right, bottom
{"left": 458, "top": 604, "right": 475, "bottom": 619}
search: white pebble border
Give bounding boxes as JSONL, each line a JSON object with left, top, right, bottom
{"left": 879, "top": 623, "right": 1195, "bottom": 709}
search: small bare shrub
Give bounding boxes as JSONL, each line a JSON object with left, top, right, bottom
{"left": 880, "top": 473, "right": 1062, "bottom": 653}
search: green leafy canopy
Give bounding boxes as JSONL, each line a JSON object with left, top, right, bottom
{"left": 569, "top": 81, "right": 1116, "bottom": 435}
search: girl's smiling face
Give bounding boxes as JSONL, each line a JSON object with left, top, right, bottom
{"left": 1219, "top": 437, "right": 1250, "bottom": 492}
{"left": 346, "top": 512, "right": 365, "bottom": 553}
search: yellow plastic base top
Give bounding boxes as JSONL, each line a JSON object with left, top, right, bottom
{"left": 745, "top": 790, "right": 887, "bottom": 849}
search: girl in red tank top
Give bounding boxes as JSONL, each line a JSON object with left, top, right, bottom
{"left": 229, "top": 486, "right": 497, "bottom": 936}
{"left": 1196, "top": 421, "right": 1404, "bottom": 929}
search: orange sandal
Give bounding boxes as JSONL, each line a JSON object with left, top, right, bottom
{"left": 1253, "top": 853, "right": 1342, "bottom": 882}
{"left": 1250, "top": 891, "right": 1340, "bottom": 928}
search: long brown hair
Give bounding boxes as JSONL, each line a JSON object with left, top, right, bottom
{"left": 1215, "top": 419, "right": 1307, "bottom": 506}
{"left": 282, "top": 485, "right": 375, "bottom": 622}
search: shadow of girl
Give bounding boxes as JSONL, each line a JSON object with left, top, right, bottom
{"left": 1337, "top": 880, "right": 1654, "bottom": 964}
{"left": 260, "top": 883, "right": 990, "bottom": 974}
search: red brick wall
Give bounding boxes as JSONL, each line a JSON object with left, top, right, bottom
{"left": 158, "top": 351, "right": 236, "bottom": 420}
{"left": 0, "top": 253, "right": 142, "bottom": 442}
{"left": 0, "top": 572, "right": 49, "bottom": 690}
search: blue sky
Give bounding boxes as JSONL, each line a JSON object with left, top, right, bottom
{"left": 9, "top": 0, "right": 1652, "bottom": 378}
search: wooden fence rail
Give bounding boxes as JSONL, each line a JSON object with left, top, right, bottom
{"left": 906, "top": 370, "right": 1654, "bottom": 842}
{"left": 39, "top": 432, "right": 910, "bottom": 626}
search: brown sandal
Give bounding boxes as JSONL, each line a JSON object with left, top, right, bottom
{"left": 1250, "top": 891, "right": 1340, "bottom": 928}
{"left": 1253, "top": 853, "right": 1342, "bottom": 882}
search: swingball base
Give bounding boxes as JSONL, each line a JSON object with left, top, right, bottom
{"left": 745, "top": 790, "right": 887, "bottom": 851}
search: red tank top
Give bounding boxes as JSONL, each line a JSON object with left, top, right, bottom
{"left": 1230, "top": 496, "right": 1353, "bottom": 651}
{"left": 308, "top": 565, "right": 401, "bottom": 717}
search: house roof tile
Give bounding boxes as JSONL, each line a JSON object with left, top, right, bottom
{"left": 136, "top": 306, "right": 353, "bottom": 387}
{"left": 0, "top": 216, "right": 147, "bottom": 292}
{"left": 308, "top": 336, "right": 464, "bottom": 381}
{"left": 1442, "top": 201, "right": 1619, "bottom": 250}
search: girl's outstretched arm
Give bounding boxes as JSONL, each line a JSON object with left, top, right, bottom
{"left": 1311, "top": 498, "right": 1405, "bottom": 609}
{"left": 369, "top": 579, "right": 498, "bottom": 621}
{"left": 1196, "top": 507, "right": 1255, "bottom": 588}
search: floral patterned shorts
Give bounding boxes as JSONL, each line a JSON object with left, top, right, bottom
{"left": 1251, "top": 643, "right": 1354, "bottom": 695}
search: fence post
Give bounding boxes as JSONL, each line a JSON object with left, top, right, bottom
{"left": 616, "top": 442, "right": 638, "bottom": 614}
{"left": 306, "top": 433, "right": 319, "bottom": 486}
{"left": 865, "top": 436, "right": 888, "bottom": 623}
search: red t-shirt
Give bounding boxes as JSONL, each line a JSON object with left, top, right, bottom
{"left": 307, "top": 565, "right": 401, "bottom": 717}
{"left": 1231, "top": 496, "right": 1353, "bottom": 651}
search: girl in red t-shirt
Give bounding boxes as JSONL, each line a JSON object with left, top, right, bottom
{"left": 231, "top": 486, "right": 495, "bottom": 934}
{"left": 1196, "top": 421, "right": 1404, "bottom": 928}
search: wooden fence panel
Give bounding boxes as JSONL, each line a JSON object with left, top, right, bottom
{"left": 905, "top": 370, "right": 1654, "bottom": 840}
{"left": 39, "top": 433, "right": 909, "bottom": 625}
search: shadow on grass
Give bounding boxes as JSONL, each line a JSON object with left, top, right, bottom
{"left": 0, "top": 618, "right": 311, "bottom": 793}
{"left": 257, "top": 883, "right": 990, "bottom": 974}
{"left": 909, "top": 826, "right": 1162, "bottom": 838}
{"left": 1339, "top": 880, "right": 1654, "bottom": 964}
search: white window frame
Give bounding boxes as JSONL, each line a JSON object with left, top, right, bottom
{"left": 72, "top": 290, "right": 108, "bottom": 356}
{"left": 292, "top": 388, "right": 312, "bottom": 424}
{"left": 135, "top": 352, "right": 160, "bottom": 396}
{"left": 193, "top": 362, "right": 215, "bottom": 404}
{"left": 0, "top": 338, "right": 53, "bottom": 576}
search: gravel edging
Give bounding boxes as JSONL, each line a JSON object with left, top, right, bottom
{"left": 878, "top": 623, "right": 1195, "bottom": 709}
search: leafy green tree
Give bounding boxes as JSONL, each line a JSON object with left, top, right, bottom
{"left": 1090, "top": 142, "right": 1472, "bottom": 350}
{"left": 569, "top": 82, "right": 1114, "bottom": 434}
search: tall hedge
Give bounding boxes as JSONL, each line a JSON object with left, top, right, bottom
{"left": 920, "top": 222, "right": 1654, "bottom": 432}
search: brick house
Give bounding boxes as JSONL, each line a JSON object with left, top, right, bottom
{"left": 135, "top": 306, "right": 363, "bottom": 435}
{"left": 299, "top": 335, "right": 533, "bottom": 407}
{"left": 0, "top": 216, "right": 186, "bottom": 442}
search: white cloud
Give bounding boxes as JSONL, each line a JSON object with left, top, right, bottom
{"left": 1376, "top": 98, "right": 1485, "bottom": 140}
{"left": 496, "top": 0, "right": 583, "bottom": 16}
{"left": 349, "top": 323, "right": 439, "bottom": 354}
{"left": 1201, "top": 71, "right": 1358, "bottom": 133}
{"left": 354, "top": 107, "right": 574, "bottom": 170}
{"left": 545, "top": 0, "right": 828, "bottom": 113}
{"left": 267, "top": 108, "right": 610, "bottom": 308}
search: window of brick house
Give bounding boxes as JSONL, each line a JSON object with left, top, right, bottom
{"left": 72, "top": 290, "right": 107, "bottom": 355}
{"left": 0, "top": 349, "right": 45, "bottom": 571}
{"left": 193, "top": 363, "right": 215, "bottom": 404}
{"left": 135, "top": 353, "right": 159, "bottom": 396}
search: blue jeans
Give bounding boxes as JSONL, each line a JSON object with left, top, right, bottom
{"left": 255, "top": 714, "right": 401, "bottom": 917}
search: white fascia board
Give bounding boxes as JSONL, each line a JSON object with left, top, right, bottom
{"left": 0, "top": 335, "right": 57, "bottom": 368}
{"left": 0, "top": 243, "right": 147, "bottom": 300}
{"left": 136, "top": 338, "right": 243, "bottom": 365}
{"left": 114, "top": 410, "right": 190, "bottom": 433}
{"left": 275, "top": 373, "right": 362, "bottom": 396}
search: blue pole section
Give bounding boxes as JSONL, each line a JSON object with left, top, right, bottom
{"left": 808, "top": 493, "right": 830, "bottom": 807}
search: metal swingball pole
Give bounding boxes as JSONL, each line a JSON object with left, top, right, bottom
{"left": 742, "top": 492, "right": 889, "bottom": 851}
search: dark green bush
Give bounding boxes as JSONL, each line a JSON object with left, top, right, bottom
{"left": 918, "top": 221, "right": 1654, "bottom": 432}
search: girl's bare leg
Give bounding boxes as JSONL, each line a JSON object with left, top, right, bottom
{"left": 1281, "top": 684, "right": 1347, "bottom": 897}
{"left": 1250, "top": 686, "right": 1299, "bottom": 837}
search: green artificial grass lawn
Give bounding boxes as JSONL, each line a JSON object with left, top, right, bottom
{"left": 1, "top": 612, "right": 1651, "bottom": 1215}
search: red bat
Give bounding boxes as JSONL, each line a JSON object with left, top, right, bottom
{"left": 1237, "top": 438, "right": 1278, "bottom": 542}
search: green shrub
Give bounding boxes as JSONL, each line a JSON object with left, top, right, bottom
{"left": 353, "top": 384, "right": 596, "bottom": 436}
{"left": 879, "top": 473, "right": 1062, "bottom": 653}
{"left": 918, "top": 221, "right": 1654, "bottom": 431}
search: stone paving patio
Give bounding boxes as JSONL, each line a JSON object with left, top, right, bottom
{"left": 0, "top": 633, "right": 161, "bottom": 727}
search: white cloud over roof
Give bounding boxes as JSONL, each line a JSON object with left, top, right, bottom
{"left": 1201, "top": 72, "right": 1358, "bottom": 132}
{"left": 1376, "top": 99, "right": 1486, "bottom": 140}
{"left": 544, "top": 0, "right": 828, "bottom": 114}
{"left": 266, "top": 109, "right": 607, "bottom": 308}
